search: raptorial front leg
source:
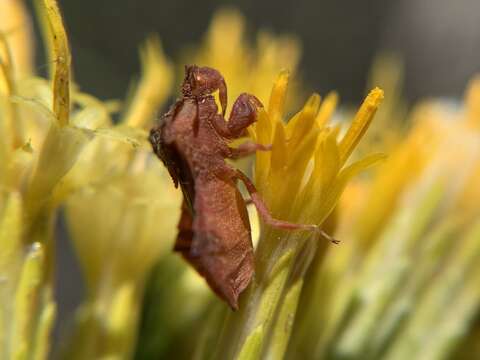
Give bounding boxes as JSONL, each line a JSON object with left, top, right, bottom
{"left": 227, "top": 141, "right": 272, "bottom": 159}
{"left": 211, "top": 114, "right": 231, "bottom": 138}
{"left": 234, "top": 169, "right": 340, "bottom": 244}
{"left": 227, "top": 93, "right": 263, "bottom": 138}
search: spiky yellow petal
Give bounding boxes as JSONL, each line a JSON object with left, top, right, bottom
{"left": 339, "top": 87, "right": 384, "bottom": 165}
{"left": 0, "top": 34, "right": 23, "bottom": 147}
{"left": 268, "top": 69, "right": 290, "bottom": 125}
{"left": 316, "top": 91, "right": 338, "bottom": 129}
{"left": 123, "top": 36, "right": 173, "bottom": 128}
{"left": 286, "top": 93, "right": 321, "bottom": 149}
{"left": 270, "top": 121, "right": 287, "bottom": 175}
{"left": 11, "top": 243, "right": 44, "bottom": 359}
{"left": 0, "top": 0, "right": 34, "bottom": 77}
{"left": 465, "top": 75, "right": 480, "bottom": 129}
{"left": 314, "top": 130, "right": 340, "bottom": 193}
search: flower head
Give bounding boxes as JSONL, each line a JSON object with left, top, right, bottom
{"left": 251, "top": 70, "right": 384, "bottom": 241}
{"left": 215, "top": 70, "right": 384, "bottom": 359}
{"left": 0, "top": 0, "right": 34, "bottom": 77}
{"left": 1, "top": 1, "right": 178, "bottom": 358}
{"left": 289, "top": 69, "right": 480, "bottom": 360}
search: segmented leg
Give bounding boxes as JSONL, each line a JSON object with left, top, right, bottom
{"left": 227, "top": 141, "right": 271, "bottom": 159}
{"left": 234, "top": 169, "right": 339, "bottom": 244}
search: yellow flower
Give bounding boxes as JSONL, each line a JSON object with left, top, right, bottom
{"left": 0, "top": 0, "right": 34, "bottom": 78}
{"left": 0, "top": 1, "right": 67, "bottom": 357}
{"left": 58, "top": 27, "right": 179, "bottom": 360}
{"left": 123, "top": 36, "right": 173, "bottom": 129}
{"left": 63, "top": 156, "right": 180, "bottom": 359}
{"left": 289, "top": 69, "right": 480, "bottom": 359}
{"left": 1, "top": 1, "right": 177, "bottom": 358}
{"left": 0, "top": 193, "right": 55, "bottom": 360}
{"left": 252, "top": 71, "right": 384, "bottom": 225}
{"left": 465, "top": 75, "right": 480, "bottom": 130}
{"left": 215, "top": 70, "right": 384, "bottom": 359}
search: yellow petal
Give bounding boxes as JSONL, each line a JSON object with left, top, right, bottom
{"left": 0, "top": 192, "right": 23, "bottom": 272}
{"left": 465, "top": 74, "right": 480, "bottom": 129}
{"left": 315, "top": 130, "right": 340, "bottom": 192}
{"left": 313, "top": 153, "right": 386, "bottom": 224}
{"left": 339, "top": 87, "right": 384, "bottom": 165}
{"left": 123, "top": 36, "right": 173, "bottom": 128}
{"left": 316, "top": 91, "right": 338, "bottom": 129}
{"left": 287, "top": 127, "right": 319, "bottom": 171}
{"left": 255, "top": 109, "right": 273, "bottom": 184}
{"left": 270, "top": 121, "right": 287, "bottom": 175}
{"left": 0, "top": 0, "right": 34, "bottom": 77}
{"left": 26, "top": 123, "right": 92, "bottom": 224}
{"left": 92, "top": 125, "right": 148, "bottom": 149}
{"left": 286, "top": 93, "right": 321, "bottom": 150}
{"left": 0, "top": 34, "right": 23, "bottom": 147}
{"left": 338, "top": 153, "right": 387, "bottom": 182}
{"left": 105, "top": 283, "right": 135, "bottom": 346}
{"left": 36, "top": 0, "right": 71, "bottom": 127}
{"left": 32, "top": 296, "right": 56, "bottom": 360}
{"left": 12, "top": 243, "right": 45, "bottom": 359}
{"left": 283, "top": 127, "right": 319, "bottom": 198}
{"left": 268, "top": 69, "right": 290, "bottom": 124}
{"left": 5, "top": 143, "right": 34, "bottom": 190}
{"left": 71, "top": 92, "right": 115, "bottom": 128}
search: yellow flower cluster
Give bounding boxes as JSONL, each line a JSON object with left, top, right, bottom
{"left": 289, "top": 68, "right": 480, "bottom": 360}
{"left": 214, "top": 69, "right": 384, "bottom": 359}
{"left": 1, "top": 0, "right": 176, "bottom": 358}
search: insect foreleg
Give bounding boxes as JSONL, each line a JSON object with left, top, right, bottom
{"left": 227, "top": 93, "right": 263, "bottom": 138}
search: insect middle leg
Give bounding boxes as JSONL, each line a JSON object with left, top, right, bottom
{"left": 227, "top": 141, "right": 271, "bottom": 159}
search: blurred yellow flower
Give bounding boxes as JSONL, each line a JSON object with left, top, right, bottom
{"left": 58, "top": 27, "right": 179, "bottom": 360}
{"left": 0, "top": 0, "right": 75, "bottom": 357}
{"left": 289, "top": 69, "right": 480, "bottom": 360}
{"left": 1, "top": 1, "right": 177, "bottom": 358}
{"left": 184, "top": 8, "right": 302, "bottom": 111}
{"left": 0, "top": 0, "right": 34, "bottom": 78}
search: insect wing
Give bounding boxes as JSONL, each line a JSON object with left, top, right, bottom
{"left": 188, "top": 177, "right": 254, "bottom": 309}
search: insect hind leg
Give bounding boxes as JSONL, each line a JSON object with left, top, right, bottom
{"left": 234, "top": 169, "right": 339, "bottom": 244}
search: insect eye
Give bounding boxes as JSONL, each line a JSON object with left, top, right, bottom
{"left": 195, "top": 75, "right": 205, "bottom": 88}
{"left": 191, "top": 74, "right": 207, "bottom": 92}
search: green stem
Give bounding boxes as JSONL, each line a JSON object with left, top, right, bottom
{"left": 264, "top": 279, "right": 303, "bottom": 360}
{"left": 215, "top": 228, "right": 313, "bottom": 360}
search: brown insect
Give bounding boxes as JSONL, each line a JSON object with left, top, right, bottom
{"left": 149, "top": 65, "right": 336, "bottom": 310}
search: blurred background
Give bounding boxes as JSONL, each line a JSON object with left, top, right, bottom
{"left": 17, "top": 0, "right": 480, "bottom": 354}
{"left": 27, "top": 0, "right": 480, "bottom": 104}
